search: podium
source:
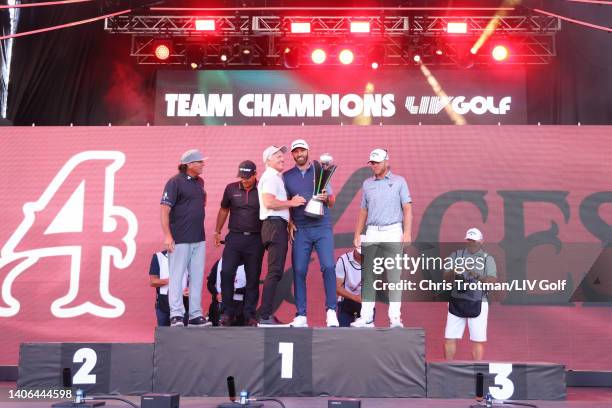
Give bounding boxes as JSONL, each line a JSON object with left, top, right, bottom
{"left": 426, "top": 361, "right": 566, "bottom": 400}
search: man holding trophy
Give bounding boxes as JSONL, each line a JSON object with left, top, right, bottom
{"left": 284, "top": 139, "right": 339, "bottom": 327}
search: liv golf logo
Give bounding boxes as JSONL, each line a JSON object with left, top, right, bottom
{"left": 0, "top": 151, "right": 138, "bottom": 318}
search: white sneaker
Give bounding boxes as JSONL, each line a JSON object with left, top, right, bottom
{"left": 350, "top": 317, "right": 375, "bottom": 328}
{"left": 290, "top": 315, "right": 308, "bottom": 328}
{"left": 326, "top": 309, "right": 339, "bottom": 327}
{"left": 389, "top": 316, "right": 404, "bottom": 328}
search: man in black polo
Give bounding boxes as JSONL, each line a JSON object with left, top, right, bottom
{"left": 214, "top": 160, "right": 264, "bottom": 327}
{"left": 160, "top": 149, "right": 208, "bottom": 327}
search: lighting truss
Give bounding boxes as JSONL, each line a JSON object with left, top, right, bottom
{"left": 104, "top": 14, "right": 561, "bottom": 66}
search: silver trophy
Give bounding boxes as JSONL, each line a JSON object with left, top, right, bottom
{"left": 304, "top": 153, "right": 337, "bottom": 218}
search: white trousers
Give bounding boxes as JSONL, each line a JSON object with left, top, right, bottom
{"left": 360, "top": 223, "right": 403, "bottom": 321}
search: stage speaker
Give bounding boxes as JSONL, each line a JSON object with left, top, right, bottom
{"left": 140, "top": 393, "right": 179, "bottom": 408}
{"left": 328, "top": 399, "right": 361, "bottom": 408}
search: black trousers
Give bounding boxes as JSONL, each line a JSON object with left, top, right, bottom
{"left": 260, "top": 218, "right": 288, "bottom": 319}
{"left": 221, "top": 232, "right": 264, "bottom": 320}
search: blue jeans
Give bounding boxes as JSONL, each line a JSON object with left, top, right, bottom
{"left": 292, "top": 225, "right": 337, "bottom": 316}
{"left": 168, "top": 241, "right": 205, "bottom": 320}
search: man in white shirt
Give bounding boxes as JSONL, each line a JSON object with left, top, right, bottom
{"left": 257, "top": 145, "right": 305, "bottom": 326}
{"left": 148, "top": 250, "right": 191, "bottom": 326}
{"left": 335, "top": 246, "right": 365, "bottom": 327}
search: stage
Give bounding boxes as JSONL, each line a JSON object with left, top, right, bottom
{"left": 1, "top": 383, "right": 612, "bottom": 408}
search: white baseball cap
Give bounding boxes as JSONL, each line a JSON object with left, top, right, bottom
{"left": 291, "top": 139, "right": 309, "bottom": 151}
{"left": 368, "top": 148, "right": 389, "bottom": 163}
{"left": 465, "top": 228, "right": 484, "bottom": 241}
{"left": 180, "top": 149, "right": 207, "bottom": 164}
{"left": 262, "top": 145, "right": 288, "bottom": 163}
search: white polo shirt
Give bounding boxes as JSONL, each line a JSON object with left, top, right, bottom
{"left": 258, "top": 166, "right": 290, "bottom": 221}
{"left": 335, "top": 251, "right": 362, "bottom": 299}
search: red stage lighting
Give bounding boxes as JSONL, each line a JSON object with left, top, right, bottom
{"left": 195, "top": 19, "right": 215, "bottom": 31}
{"left": 350, "top": 21, "right": 370, "bottom": 33}
{"left": 447, "top": 22, "right": 468, "bottom": 34}
{"left": 290, "top": 22, "right": 311, "bottom": 34}
{"left": 338, "top": 49, "right": 354, "bottom": 65}
{"left": 492, "top": 45, "right": 509, "bottom": 61}
{"left": 154, "top": 41, "right": 171, "bottom": 61}
{"left": 311, "top": 48, "right": 327, "bottom": 64}
{"left": 366, "top": 46, "right": 385, "bottom": 70}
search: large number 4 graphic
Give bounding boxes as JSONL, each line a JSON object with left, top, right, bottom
{"left": 489, "top": 363, "right": 514, "bottom": 400}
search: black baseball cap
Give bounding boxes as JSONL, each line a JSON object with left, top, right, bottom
{"left": 237, "top": 160, "right": 256, "bottom": 178}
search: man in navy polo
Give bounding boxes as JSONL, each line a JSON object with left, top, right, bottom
{"left": 214, "top": 160, "right": 263, "bottom": 327}
{"left": 160, "top": 149, "right": 208, "bottom": 327}
{"left": 284, "top": 139, "right": 339, "bottom": 327}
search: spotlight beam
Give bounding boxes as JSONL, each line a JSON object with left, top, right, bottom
{"left": 151, "top": 7, "right": 516, "bottom": 12}
{"left": 565, "top": 0, "right": 612, "bottom": 4}
{"left": 470, "top": 0, "right": 522, "bottom": 55}
{"left": 417, "top": 61, "right": 467, "bottom": 125}
{"left": 0, "top": 0, "right": 93, "bottom": 9}
{"left": 533, "top": 8, "right": 612, "bottom": 32}
{"left": 0, "top": 9, "right": 131, "bottom": 40}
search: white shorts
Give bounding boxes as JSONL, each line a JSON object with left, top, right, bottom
{"left": 444, "top": 301, "right": 489, "bottom": 342}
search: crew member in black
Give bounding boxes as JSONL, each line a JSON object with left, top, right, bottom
{"left": 214, "top": 160, "right": 264, "bottom": 327}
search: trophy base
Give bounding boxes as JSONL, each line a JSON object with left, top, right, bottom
{"left": 304, "top": 212, "right": 324, "bottom": 219}
{"left": 304, "top": 198, "right": 324, "bottom": 219}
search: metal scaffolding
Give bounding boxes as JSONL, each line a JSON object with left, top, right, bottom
{"left": 105, "top": 13, "right": 561, "bottom": 66}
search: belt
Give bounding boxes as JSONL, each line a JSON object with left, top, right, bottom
{"left": 367, "top": 222, "right": 402, "bottom": 231}
{"left": 230, "top": 231, "right": 260, "bottom": 236}
{"left": 265, "top": 216, "right": 288, "bottom": 222}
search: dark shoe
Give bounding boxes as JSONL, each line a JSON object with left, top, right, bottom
{"left": 246, "top": 318, "right": 259, "bottom": 327}
{"left": 170, "top": 316, "right": 184, "bottom": 327}
{"left": 219, "top": 315, "right": 234, "bottom": 327}
{"left": 258, "top": 315, "right": 290, "bottom": 327}
{"left": 188, "top": 316, "right": 210, "bottom": 327}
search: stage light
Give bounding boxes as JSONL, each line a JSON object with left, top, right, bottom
{"left": 435, "top": 48, "right": 443, "bottom": 56}
{"left": 366, "top": 46, "right": 385, "bottom": 70}
{"left": 492, "top": 45, "right": 509, "bottom": 61}
{"left": 290, "top": 22, "right": 311, "bottom": 33}
{"left": 195, "top": 19, "right": 215, "bottom": 31}
{"left": 240, "top": 42, "right": 254, "bottom": 64}
{"left": 350, "top": 21, "right": 370, "bottom": 33}
{"left": 311, "top": 48, "right": 326, "bottom": 64}
{"left": 413, "top": 54, "right": 421, "bottom": 63}
{"left": 219, "top": 44, "right": 232, "bottom": 64}
{"left": 282, "top": 45, "right": 300, "bottom": 68}
{"left": 447, "top": 22, "right": 468, "bottom": 34}
{"left": 458, "top": 51, "right": 476, "bottom": 69}
{"left": 185, "top": 44, "right": 205, "bottom": 69}
{"left": 153, "top": 41, "right": 172, "bottom": 61}
{"left": 338, "top": 49, "right": 354, "bottom": 65}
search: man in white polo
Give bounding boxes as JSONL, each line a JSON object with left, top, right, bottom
{"left": 257, "top": 145, "right": 306, "bottom": 326}
{"left": 443, "top": 227, "right": 497, "bottom": 360}
{"left": 352, "top": 148, "right": 412, "bottom": 328}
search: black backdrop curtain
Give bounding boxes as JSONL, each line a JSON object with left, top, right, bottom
{"left": 5, "top": 0, "right": 612, "bottom": 125}
{"left": 7, "top": 1, "right": 156, "bottom": 125}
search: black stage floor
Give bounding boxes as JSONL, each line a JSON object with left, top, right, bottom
{"left": 1, "top": 383, "right": 611, "bottom": 408}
